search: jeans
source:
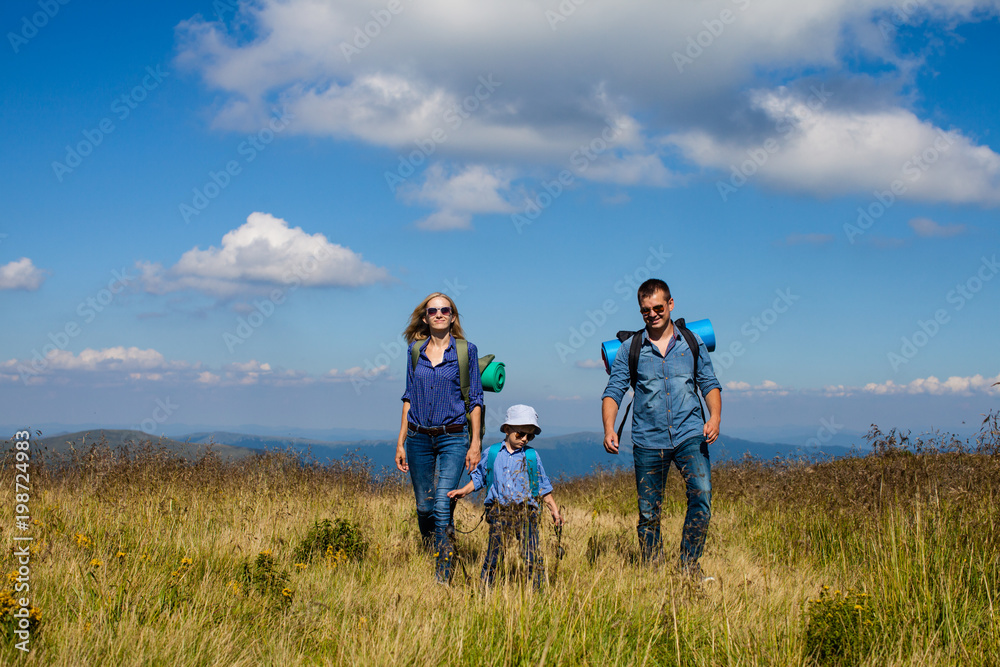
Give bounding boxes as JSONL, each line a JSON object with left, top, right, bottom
{"left": 633, "top": 435, "right": 711, "bottom": 567}
{"left": 481, "top": 503, "right": 544, "bottom": 589}
{"left": 405, "top": 426, "right": 469, "bottom": 582}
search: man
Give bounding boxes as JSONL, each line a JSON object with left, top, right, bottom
{"left": 601, "top": 278, "right": 722, "bottom": 578}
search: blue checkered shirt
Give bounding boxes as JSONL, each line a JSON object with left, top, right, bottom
{"left": 402, "top": 337, "right": 485, "bottom": 428}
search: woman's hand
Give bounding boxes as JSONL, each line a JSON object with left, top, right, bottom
{"left": 395, "top": 443, "right": 408, "bottom": 472}
{"left": 465, "top": 439, "right": 482, "bottom": 474}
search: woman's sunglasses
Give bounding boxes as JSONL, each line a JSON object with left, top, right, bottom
{"left": 639, "top": 304, "right": 666, "bottom": 316}
{"left": 426, "top": 307, "right": 453, "bottom": 316}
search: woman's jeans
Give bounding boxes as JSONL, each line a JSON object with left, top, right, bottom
{"left": 405, "top": 426, "right": 469, "bottom": 581}
{"left": 633, "top": 435, "right": 711, "bottom": 567}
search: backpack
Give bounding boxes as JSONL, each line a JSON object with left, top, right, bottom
{"left": 613, "top": 318, "right": 704, "bottom": 441}
{"left": 410, "top": 338, "right": 492, "bottom": 441}
{"left": 485, "top": 442, "right": 539, "bottom": 497}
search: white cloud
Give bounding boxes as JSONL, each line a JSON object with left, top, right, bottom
{"left": 724, "top": 379, "right": 790, "bottom": 396}
{"left": 172, "top": 0, "right": 1000, "bottom": 220}
{"left": 575, "top": 359, "right": 605, "bottom": 369}
{"left": 908, "top": 217, "right": 967, "bottom": 238}
{"left": 44, "top": 347, "right": 172, "bottom": 372}
{"left": 0, "top": 258, "right": 47, "bottom": 291}
{"left": 862, "top": 374, "right": 1000, "bottom": 395}
{"left": 405, "top": 164, "right": 517, "bottom": 230}
{"left": 139, "top": 212, "right": 390, "bottom": 297}
{"left": 669, "top": 89, "right": 1000, "bottom": 204}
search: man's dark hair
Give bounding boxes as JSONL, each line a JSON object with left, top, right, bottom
{"left": 637, "top": 278, "right": 671, "bottom": 303}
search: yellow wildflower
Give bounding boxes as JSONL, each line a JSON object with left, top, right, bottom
{"left": 180, "top": 557, "right": 193, "bottom": 567}
{"left": 90, "top": 559, "right": 102, "bottom": 568}
{"left": 281, "top": 588, "right": 293, "bottom": 599}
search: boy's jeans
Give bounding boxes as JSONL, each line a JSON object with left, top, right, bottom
{"left": 405, "top": 426, "right": 469, "bottom": 582}
{"left": 633, "top": 435, "right": 712, "bottom": 567}
{"left": 481, "top": 503, "right": 544, "bottom": 589}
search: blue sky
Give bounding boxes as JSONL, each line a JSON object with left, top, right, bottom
{"left": 2, "top": 0, "right": 998, "bottom": 442}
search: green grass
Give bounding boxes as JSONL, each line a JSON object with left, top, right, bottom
{"left": 2, "top": 418, "right": 998, "bottom": 665}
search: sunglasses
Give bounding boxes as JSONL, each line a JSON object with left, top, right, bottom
{"left": 425, "top": 307, "right": 453, "bottom": 316}
{"left": 510, "top": 428, "right": 535, "bottom": 441}
{"left": 639, "top": 304, "right": 666, "bottom": 316}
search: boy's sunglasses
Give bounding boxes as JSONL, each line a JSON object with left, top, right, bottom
{"left": 426, "top": 307, "right": 453, "bottom": 316}
{"left": 511, "top": 429, "right": 535, "bottom": 441}
{"left": 639, "top": 304, "right": 666, "bottom": 316}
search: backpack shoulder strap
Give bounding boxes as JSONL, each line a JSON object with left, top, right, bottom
{"left": 627, "top": 330, "right": 643, "bottom": 390}
{"left": 485, "top": 442, "right": 502, "bottom": 491}
{"left": 456, "top": 338, "right": 470, "bottom": 411}
{"left": 673, "top": 319, "right": 700, "bottom": 377}
{"left": 524, "top": 447, "right": 539, "bottom": 497}
{"left": 410, "top": 338, "right": 427, "bottom": 371}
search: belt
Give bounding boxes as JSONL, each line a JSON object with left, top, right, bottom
{"left": 408, "top": 422, "right": 466, "bottom": 436}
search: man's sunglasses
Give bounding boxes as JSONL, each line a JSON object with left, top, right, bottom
{"left": 426, "top": 307, "right": 453, "bottom": 316}
{"left": 639, "top": 304, "right": 666, "bottom": 316}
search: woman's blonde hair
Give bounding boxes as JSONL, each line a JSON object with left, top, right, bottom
{"left": 403, "top": 293, "right": 467, "bottom": 344}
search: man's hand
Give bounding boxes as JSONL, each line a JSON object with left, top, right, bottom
{"left": 395, "top": 444, "right": 408, "bottom": 472}
{"left": 603, "top": 431, "right": 619, "bottom": 455}
{"left": 703, "top": 417, "right": 720, "bottom": 444}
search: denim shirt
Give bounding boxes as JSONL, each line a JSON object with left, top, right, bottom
{"left": 470, "top": 443, "right": 553, "bottom": 508}
{"left": 402, "top": 337, "right": 485, "bottom": 428}
{"left": 602, "top": 327, "right": 721, "bottom": 449}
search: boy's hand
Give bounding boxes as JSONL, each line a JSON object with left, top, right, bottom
{"left": 551, "top": 509, "right": 563, "bottom": 526}
{"left": 448, "top": 481, "right": 474, "bottom": 500}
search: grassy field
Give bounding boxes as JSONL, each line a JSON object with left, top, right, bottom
{"left": 2, "top": 417, "right": 998, "bottom": 666}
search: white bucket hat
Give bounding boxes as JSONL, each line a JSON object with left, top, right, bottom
{"left": 501, "top": 404, "right": 541, "bottom": 435}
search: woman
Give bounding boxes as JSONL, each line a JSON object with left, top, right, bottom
{"left": 396, "top": 292, "right": 483, "bottom": 583}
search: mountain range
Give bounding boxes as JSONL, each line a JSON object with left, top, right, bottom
{"left": 17, "top": 428, "right": 866, "bottom": 480}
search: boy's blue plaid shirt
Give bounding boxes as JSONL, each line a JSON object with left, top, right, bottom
{"left": 470, "top": 444, "right": 553, "bottom": 507}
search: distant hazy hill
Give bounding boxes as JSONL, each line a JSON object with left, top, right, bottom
{"left": 167, "top": 430, "right": 857, "bottom": 480}
{"left": 26, "top": 429, "right": 259, "bottom": 462}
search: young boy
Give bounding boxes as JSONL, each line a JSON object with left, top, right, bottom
{"left": 448, "top": 404, "right": 563, "bottom": 588}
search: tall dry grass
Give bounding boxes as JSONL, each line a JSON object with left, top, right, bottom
{"left": 2, "top": 416, "right": 998, "bottom": 666}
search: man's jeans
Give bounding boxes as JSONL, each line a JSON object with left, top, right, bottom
{"left": 633, "top": 435, "right": 711, "bottom": 567}
{"left": 405, "top": 426, "right": 469, "bottom": 582}
{"left": 481, "top": 503, "right": 543, "bottom": 589}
